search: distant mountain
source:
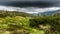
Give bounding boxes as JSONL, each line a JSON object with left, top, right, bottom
{"left": 21, "top": 9, "right": 60, "bottom": 16}
{"left": 0, "top": 10, "right": 60, "bottom": 17}
{"left": 38, "top": 9, "right": 60, "bottom": 16}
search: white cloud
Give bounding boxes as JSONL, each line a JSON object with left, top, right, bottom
{"left": 0, "top": 5, "right": 60, "bottom": 14}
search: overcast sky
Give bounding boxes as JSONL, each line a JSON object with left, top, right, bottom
{"left": 0, "top": 0, "right": 60, "bottom": 13}
{"left": 0, "top": 0, "right": 60, "bottom": 7}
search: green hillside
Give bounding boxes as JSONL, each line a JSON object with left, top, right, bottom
{"left": 0, "top": 11, "right": 60, "bottom": 34}
{"left": 0, "top": 10, "right": 32, "bottom": 17}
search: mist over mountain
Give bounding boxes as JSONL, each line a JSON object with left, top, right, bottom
{"left": 38, "top": 9, "right": 60, "bottom": 16}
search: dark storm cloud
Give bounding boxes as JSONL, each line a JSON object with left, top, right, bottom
{"left": 5, "top": 2, "right": 54, "bottom": 7}
{"left": 0, "top": 1, "right": 55, "bottom": 8}
{"left": 0, "top": 0, "right": 48, "bottom": 1}
{"left": 0, "top": 0, "right": 60, "bottom": 7}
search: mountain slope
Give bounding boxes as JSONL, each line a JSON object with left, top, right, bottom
{"left": 0, "top": 10, "right": 32, "bottom": 17}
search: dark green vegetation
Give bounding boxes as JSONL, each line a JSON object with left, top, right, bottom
{"left": 0, "top": 11, "right": 60, "bottom": 34}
